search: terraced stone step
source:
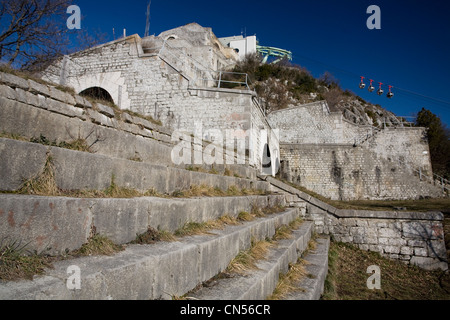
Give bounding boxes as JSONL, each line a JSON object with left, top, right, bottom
{"left": 0, "top": 208, "right": 302, "bottom": 300}
{"left": 0, "top": 193, "right": 289, "bottom": 255}
{"left": 0, "top": 138, "right": 269, "bottom": 194}
{"left": 187, "top": 222, "right": 314, "bottom": 300}
{"left": 0, "top": 91, "right": 259, "bottom": 180}
{"left": 284, "top": 237, "right": 330, "bottom": 300}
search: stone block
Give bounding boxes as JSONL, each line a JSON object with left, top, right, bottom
{"left": 388, "top": 238, "right": 407, "bottom": 246}
{"left": 379, "top": 227, "right": 399, "bottom": 238}
{"left": 414, "top": 247, "right": 428, "bottom": 257}
{"left": 0, "top": 84, "right": 17, "bottom": 100}
{"left": 410, "top": 256, "right": 448, "bottom": 271}
{"left": 0, "top": 138, "right": 48, "bottom": 191}
{"left": 408, "top": 239, "right": 426, "bottom": 247}
{"left": 0, "top": 194, "right": 93, "bottom": 255}
{"left": 384, "top": 246, "right": 400, "bottom": 254}
{"left": 403, "top": 221, "right": 436, "bottom": 240}
{"left": 427, "top": 240, "right": 447, "bottom": 260}
{"left": 28, "top": 79, "right": 50, "bottom": 97}
{"left": 96, "top": 103, "right": 116, "bottom": 118}
{"left": 400, "top": 246, "right": 413, "bottom": 255}
{"left": 0, "top": 72, "right": 29, "bottom": 89}
{"left": 48, "top": 86, "right": 72, "bottom": 104}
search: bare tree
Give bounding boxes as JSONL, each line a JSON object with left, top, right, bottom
{"left": 0, "top": 0, "right": 71, "bottom": 71}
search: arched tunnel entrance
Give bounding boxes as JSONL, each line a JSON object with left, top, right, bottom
{"left": 79, "top": 87, "right": 114, "bottom": 104}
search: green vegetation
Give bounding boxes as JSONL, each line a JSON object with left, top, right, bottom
{"left": 0, "top": 239, "right": 53, "bottom": 281}
{"left": 232, "top": 54, "right": 373, "bottom": 116}
{"left": 30, "top": 134, "right": 91, "bottom": 153}
{"left": 72, "top": 234, "right": 124, "bottom": 257}
{"left": 415, "top": 108, "right": 450, "bottom": 179}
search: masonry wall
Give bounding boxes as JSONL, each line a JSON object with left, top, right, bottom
{"left": 267, "top": 101, "right": 374, "bottom": 145}
{"left": 0, "top": 71, "right": 263, "bottom": 180}
{"left": 309, "top": 205, "right": 448, "bottom": 271}
{"left": 270, "top": 178, "right": 448, "bottom": 271}
{"left": 42, "top": 35, "right": 279, "bottom": 173}
{"left": 279, "top": 143, "right": 444, "bottom": 201}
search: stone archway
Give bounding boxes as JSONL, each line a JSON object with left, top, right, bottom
{"left": 79, "top": 87, "right": 114, "bottom": 104}
{"left": 66, "top": 71, "right": 130, "bottom": 110}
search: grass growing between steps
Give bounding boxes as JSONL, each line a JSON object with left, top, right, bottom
{"left": 0, "top": 200, "right": 287, "bottom": 282}
{"left": 18, "top": 153, "right": 60, "bottom": 196}
{"left": 322, "top": 241, "right": 450, "bottom": 300}
{"left": 0, "top": 231, "right": 125, "bottom": 281}
{"left": 0, "top": 239, "right": 54, "bottom": 281}
{"left": 226, "top": 239, "right": 274, "bottom": 275}
{"left": 0, "top": 132, "right": 92, "bottom": 153}
{"left": 71, "top": 234, "right": 125, "bottom": 257}
{"left": 10, "top": 161, "right": 269, "bottom": 199}
{"left": 267, "top": 236, "right": 319, "bottom": 300}
{"left": 225, "top": 217, "right": 304, "bottom": 276}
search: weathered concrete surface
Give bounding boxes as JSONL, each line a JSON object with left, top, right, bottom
{"left": 0, "top": 209, "right": 303, "bottom": 300}
{"left": 0, "top": 138, "right": 269, "bottom": 194}
{"left": 0, "top": 86, "right": 259, "bottom": 178}
{"left": 0, "top": 194, "right": 289, "bottom": 255}
{"left": 189, "top": 222, "right": 314, "bottom": 300}
{"left": 286, "top": 237, "right": 330, "bottom": 300}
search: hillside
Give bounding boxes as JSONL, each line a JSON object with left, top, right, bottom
{"left": 231, "top": 54, "right": 403, "bottom": 127}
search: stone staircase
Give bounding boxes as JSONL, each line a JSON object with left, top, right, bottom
{"left": 0, "top": 73, "right": 330, "bottom": 300}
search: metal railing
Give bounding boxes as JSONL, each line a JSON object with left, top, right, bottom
{"left": 142, "top": 40, "right": 253, "bottom": 91}
{"left": 196, "top": 71, "right": 251, "bottom": 91}
{"left": 414, "top": 168, "right": 450, "bottom": 193}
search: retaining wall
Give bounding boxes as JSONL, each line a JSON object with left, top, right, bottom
{"left": 0, "top": 193, "right": 288, "bottom": 255}
{"left": 0, "top": 71, "right": 259, "bottom": 178}
{"left": 266, "top": 177, "right": 448, "bottom": 270}
{"left": 279, "top": 143, "right": 443, "bottom": 201}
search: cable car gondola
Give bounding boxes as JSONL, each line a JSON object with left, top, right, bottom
{"left": 359, "top": 76, "right": 366, "bottom": 89}
{"left": 377, "top": 82, "right": 384, "bottom": 96}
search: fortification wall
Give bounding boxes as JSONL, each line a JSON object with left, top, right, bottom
{"left": 369, "top": 127, "right": 433, "bottom": 174}
{"left": 267, "top": 101, "right": 373, "bottom": 145}
{"left": 0, "top": 71, "right": 262, "bottom": 179}
{"left": 269, "top": 100, "right": 439, "bottom": 200}
{"left": 42, "top": 35, "right": 279, "bottom": 172}
{"left": 279, "top": 143, "right": 443, "bottom": 201}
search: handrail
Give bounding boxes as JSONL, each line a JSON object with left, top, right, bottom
{"left": 148, "top": 40, "right": 253, "bottom": 91}
{"left": 413, "top": 167, "right": 450, "bottom": 193}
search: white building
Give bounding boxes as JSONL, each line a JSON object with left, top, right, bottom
{"left": 218, "top": 35, "right": 257, "bottom": 60}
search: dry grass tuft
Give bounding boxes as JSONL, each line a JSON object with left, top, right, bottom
{"left": 18, "top": 153, "right": 60, "bottom": 196}
{"left": 226, "top": 239, "right": 274, "bottom": 275}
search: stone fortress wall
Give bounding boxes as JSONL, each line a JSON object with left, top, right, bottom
{"left": 268, "top": 101, "right": 445, "bottom": 200}
{"left": 42, "top": 23, "right": 280, "bottom": 174}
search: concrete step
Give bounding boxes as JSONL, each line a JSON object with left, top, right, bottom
{"left": 0, "top": 89, "right": 259, "bottom": 180}
{"left": 0, "top": 137, "right": 269, "bottom": 194}
{"left": 284, "top": 237, "right": 330, "bottom": 300}
{"left": 0, "top": 193, "right": 290, "bottom": 255}
{"left": 0, "top": 208, "right": 302, "bottom": 300}
{"left": 187, "top": 222, "right": 314, "bottom": 300}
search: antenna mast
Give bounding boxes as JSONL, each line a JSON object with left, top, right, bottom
{"left": 144, "top": 0, "right": 151, "bottom": 37}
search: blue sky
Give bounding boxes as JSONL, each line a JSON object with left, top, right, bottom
{"left": 72, "top": 0, "right": 450, "bottom": 126}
